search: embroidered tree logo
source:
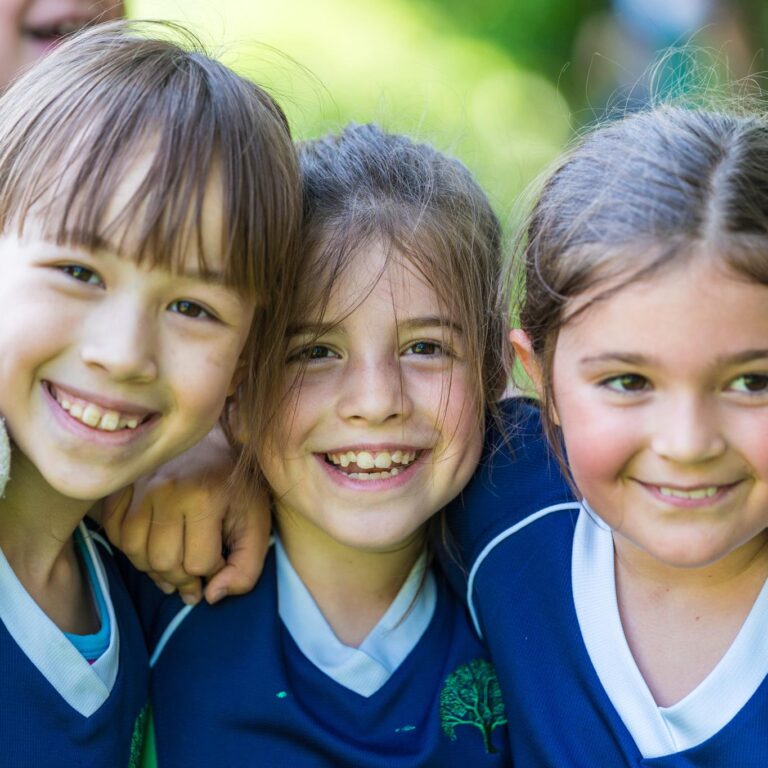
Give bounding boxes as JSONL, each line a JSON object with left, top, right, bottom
{"left": 439, "top": 658, "right": 507, "bottom": 754}
{"left": 128, "top": 704, "right": 149, "bottom": 768}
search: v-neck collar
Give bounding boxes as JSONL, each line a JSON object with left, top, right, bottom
{"left": 572, "top": 505, "right": 768, "bottom": 758}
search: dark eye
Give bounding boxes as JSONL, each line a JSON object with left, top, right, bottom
{"left": 169, "top": 300, "right": 212, "bottom": 320}
{"left": 602, "top": 374, "right": 650, "bottom": 393}
{"left": 730, "top": 374, "right": 768, "bottom": 394}
{"left": 405, "top": 341, "right": 444, "bottom": 356}
{"left": 60, "top": 264, "right": 103, "bottom": 287}
{"left": 288, "top": 344, "right": 337, "bottom": 362}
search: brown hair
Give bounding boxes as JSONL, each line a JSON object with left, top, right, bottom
{"left": 513, "top": 105, "right": 768, "bottom": 449}
{"left": 290, "top": 123, "right": 506, "bottom": 429}
{"left": 0, "top": 20, "right": 302, "bottom": 475}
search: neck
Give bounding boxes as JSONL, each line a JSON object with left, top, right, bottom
{"left": 276, "top": 510, "right": 426, "bottom": 647}
{"left": 0, "top": 446, "right": 94, "bottom": 611}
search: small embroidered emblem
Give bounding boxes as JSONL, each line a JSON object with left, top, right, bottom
{"left": 276, "top": 691, "right": 288, "bottom": 699}
{"left": 128, "top": 704, "right": 149, "bottom": 768}
{"left": 439, "top": 658, "right": 507, "bottom": 754}
{"left": 395, "top": 725, "right": 416, "bottom": 733}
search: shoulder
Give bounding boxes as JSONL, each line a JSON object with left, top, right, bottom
{"left": 447, "top": 398, "right": 577, "bottom": 563}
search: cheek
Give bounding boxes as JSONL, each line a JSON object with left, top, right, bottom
{"left": 556, "top": 391, "right": 640, "bottom": 498}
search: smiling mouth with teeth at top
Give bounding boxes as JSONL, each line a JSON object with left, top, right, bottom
{"left": 325, "top": 449, "right": 422, "bottom": 481}
{"left": 47, "top": 383, "right": 154, "bottom": 433}
{"left": 22, "top": 19, "right": 90, "bottom": 43}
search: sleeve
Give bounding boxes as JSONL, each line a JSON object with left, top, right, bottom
{"left": 440, "top": 398, "right": 575, "bottom": 593}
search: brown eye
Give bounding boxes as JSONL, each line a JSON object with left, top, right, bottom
{"left": 169, "top": 300, "right": 212, "bottom": 320}
{"left": 603, "top": 374, "right": 649, "bottom": 393}
{"left": 730, "top": 374, "right": 768, "bottom": 394}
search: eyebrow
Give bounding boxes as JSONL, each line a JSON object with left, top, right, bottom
{"left": 579, "top": 350, "right": 768, "bottom": 367}
{"left": 288, "top": 316, "right": 463, "bottom": 337}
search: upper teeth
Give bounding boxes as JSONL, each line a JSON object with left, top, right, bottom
{"left": 327, "top": 450, "right": 418, "bottom": 469}
{"left": 54, "top": 389, "right": 142, "bottom": 431}
{"left": 658, "top": 486, "right": 719, "bottom": 499}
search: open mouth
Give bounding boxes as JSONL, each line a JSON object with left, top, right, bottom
{"left": 22, "top": 19, "right": 89, "bottom": 45}
{"left": 324, "top": 449, "right": 423, "bottom": 481}
{"left": 46, "top": 382, "right": 156, "bottom": 433}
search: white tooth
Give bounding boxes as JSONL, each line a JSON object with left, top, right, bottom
{"left": 99, "top": 411, "right": 120, "bottom": 431}
{"left": 346, "top": 451, "right": 356, "bottom": 464}
{"left": 391, "top": 450, "right": 403, "bottom": 464}
{"left": 356, "top": 451, "right": 375, "bottom": 469}
{"left": 60, "top": 398, "right": 72, "bottom": 411}
{"left": 69, "top": 403, "right": 83, "bottom": 419}
{"left": 125, "top": 418, "right": 139, "bottom": 430}
{"left": 82, "top": 404, "right": 102, "bottom": 427}
{"left": 688, "top": 489, "right": 708, "bottom": 499}
{"left": 706, "top": 487, "right": 717, "bottom": 497}
{"left": 374, "top": 453, "right": 392, "bottom": 469}
{"left": 349, "top": 472, "right": 360, "bottom": 479}
{"left": 389, "top": 467, "right": 400, "bottom": 477}
{"left": 340, "top": 454, "right": 351, "bottom": 468}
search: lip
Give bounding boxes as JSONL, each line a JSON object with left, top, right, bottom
{"left": 47, "top": 381, "right": 157, "bottom": 417}
{"left": 635, "top": 479, "right": 742, "bottom": 508}
{"left": 315, "top": 449, "right": 429, "bottom": 491}
{"left": 43, "top": 382, "right": 160, "bottom": 446}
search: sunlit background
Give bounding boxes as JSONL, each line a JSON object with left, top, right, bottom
{"left": 129, "top": 0, "right": 766, "bottom": 220}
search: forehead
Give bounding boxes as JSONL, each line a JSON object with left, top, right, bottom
{"left": 314, "top": 241, "right": 444, "bottom": 322}
{"left": 20, "top": 142, "right": 229, "bottom": 277}
{"left": 556, "top": 259, "right": 768, "bottom": 366}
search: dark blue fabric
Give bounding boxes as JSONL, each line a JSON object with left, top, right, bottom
{"left": 0, "top": 536, "right": 149, "bottom": 768}
{"left": 148, "top": 554, "right": 511, "bottom": 768}
{"left": 445, "top": 399, "right": 768, "bottom": 766}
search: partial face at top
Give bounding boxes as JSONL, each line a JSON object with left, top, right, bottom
{"left": 260, "top": 242, "right": 483, "bottom": 555}
{"left": 0, "top": 153, "right": 255, "bottom": 501}
{"left": 0, "top": 0, "right": 123, "bottom": 89}
{"left": 515, "top": 256, "right": 768, "bottom": 574}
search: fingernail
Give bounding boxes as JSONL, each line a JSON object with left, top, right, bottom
{"left": 206, "top": 589, "right": 225, "bottom": 605}
{"left": 157, "top": 582, "right": 175, "bottom": 595}
{"left": 181, "top": 592, "right": 200, "bottom": 606}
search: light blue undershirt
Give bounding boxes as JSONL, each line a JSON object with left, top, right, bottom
{"left": 64, "top": 529, "right": 111, "bottom": 662}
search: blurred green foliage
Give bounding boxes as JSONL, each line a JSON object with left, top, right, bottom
{"left": 129, "top": 0, "right": 576, "bottom": 220}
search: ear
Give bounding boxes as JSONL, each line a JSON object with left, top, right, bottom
{"left": 508, "top": 329, "right": 560, "bottom": 426}
{"left": 227, "top": 363, "right": 247, "bottom": 398}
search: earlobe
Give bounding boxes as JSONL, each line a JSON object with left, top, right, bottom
{"left": 508, "top": 329, "right": 560, "bottom": 425}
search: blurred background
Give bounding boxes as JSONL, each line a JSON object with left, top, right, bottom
{"left": 129, "top": 0, "right": 766, "bottom": 220}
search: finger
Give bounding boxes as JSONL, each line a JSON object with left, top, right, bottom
{"left": 204, "top": 513, "right": 270, "bottom": 604}
{"left": 146, "top": 505, "right": 185, "bottom": 578}
{"left": 118, "top": 494, "right": 155, "bottom": 573}
{"left": 182, "top": 505, "right": 227, "bottom": 578}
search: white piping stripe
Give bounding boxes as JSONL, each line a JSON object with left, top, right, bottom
{"left": 150, "top": 604, "right": 194, "bottom": 668}
{"left": 466, "top": 502, "right": 582, "bottom": 637}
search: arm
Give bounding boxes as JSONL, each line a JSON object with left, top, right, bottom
{"left": 103, "top": 429, "right": 271, "bottom": 605}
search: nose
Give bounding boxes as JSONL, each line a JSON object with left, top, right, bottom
{"left": 79, "top": 296, "right": 158, "bottom": 383}
{"left": 651, "top": 393, "right": 726, "bottom": 464}
{"left": 336, "top": 356, "right": 410, "bottom": 425}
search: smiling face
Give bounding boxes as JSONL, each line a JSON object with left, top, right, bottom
{"left": 0, "top": 173, "right": 254, "bottom": 502}
{"left": 259, "top": 242, "right": 483, "bottom": 555}
{"left": 517, "top": 256, "right": 768, "bottom": 572}
{"left": 0, "top": 0, "right": 123, "bottom": 89}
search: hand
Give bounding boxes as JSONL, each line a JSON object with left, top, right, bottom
{"left": 103, "top": 429, "right": 271, "bottom": 605}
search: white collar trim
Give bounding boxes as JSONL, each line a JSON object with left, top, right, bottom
{"left": 573, "top": 505, "right": 768, "bottom": 758}
{"left": 0, "top": 522, "right": 119, "bottom": 716}
{"left": 276, "top": 537, "right": 436, "bottom": 697}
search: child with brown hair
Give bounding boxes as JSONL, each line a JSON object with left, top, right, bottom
{"left": 137, "top": 124, "right": 511, "bottom": 767}
{"left": 0, "top": 21, "right": 300, "bottom": 765}
{"left": 451, "top": 105, "right": 768, "bottom": 766}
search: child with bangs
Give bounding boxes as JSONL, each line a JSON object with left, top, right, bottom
{"left": 0, "top": 21, "right": 300, "bottom": 766}
{"left": 135, "top": 124, "right": 512, "bottom": 767}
